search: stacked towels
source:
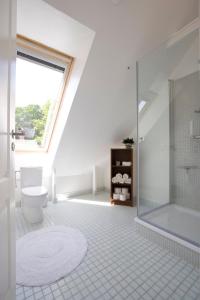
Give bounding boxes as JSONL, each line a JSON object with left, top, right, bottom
{"left": 122, "top": 161, "right": 132, "bottom": 166}
{"left": 113, "top": 187, "right": 130, "bottom": 201}
{"left": 112, "top": 173, "right": 131, "bottom": 184}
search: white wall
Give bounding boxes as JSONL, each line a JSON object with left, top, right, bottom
{"left": 15, "top": 0, "right": 95, "bottom": 202}
{"left": 45, "top": 0, "right": 198, "bottom": 196}
{"left": 56, "top": 172, "right": 92, "bottom": 198}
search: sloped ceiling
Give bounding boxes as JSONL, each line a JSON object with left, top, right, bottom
{"left": 44, "top": 0, "right": 198, "bottom": 175}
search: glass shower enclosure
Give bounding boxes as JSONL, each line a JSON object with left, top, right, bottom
{"left": 137, "top": 29, "right": 200, "bottom": 247}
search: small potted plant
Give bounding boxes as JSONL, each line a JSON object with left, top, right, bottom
{"left": 122, "top": 137, "right": 134, "bottom": 149}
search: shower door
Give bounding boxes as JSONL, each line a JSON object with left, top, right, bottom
{"left": 137, "top": 28, "right": 200, "bottom": 246}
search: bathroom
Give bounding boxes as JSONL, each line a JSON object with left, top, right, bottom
{"left": 15, "top": 14, "right": 200, "bottom": 299}
{"left": 0, "top": 1, "right": 200, "bottom": 300}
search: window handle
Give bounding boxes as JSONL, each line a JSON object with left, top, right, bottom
{"left": 11, "top": 129, "right": 24, "bottom": 139}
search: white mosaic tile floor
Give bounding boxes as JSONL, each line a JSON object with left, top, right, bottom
{"left": 16, "top": 193, "right": 200, "bottom": 300}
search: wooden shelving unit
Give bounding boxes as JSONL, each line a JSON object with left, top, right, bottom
{"left": 110, "top": 148, "right": 134, "bottom": 207}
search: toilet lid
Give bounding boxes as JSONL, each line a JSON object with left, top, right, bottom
{"left": 22, "top": 186, "right": 48, "bottom": 197}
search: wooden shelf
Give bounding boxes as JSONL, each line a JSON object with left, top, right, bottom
{"left": 112, "top": 165, "right": 132, "bottom": 168}
{"left": 110, "top": 148, "right": 134, "bottom": 207}
{"left": 111, "top": 183, "right": 131, "bottom": 186}
{"left": 111, "top": 199, "right": 133, "bottom": 206}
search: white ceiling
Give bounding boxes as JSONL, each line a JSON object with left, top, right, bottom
{"left": 44, "top": 0, "right": 198, "bottom": 59}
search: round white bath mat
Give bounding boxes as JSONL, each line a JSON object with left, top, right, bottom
{"left": 16, "top": 226, "right": 87, "bottom": 286}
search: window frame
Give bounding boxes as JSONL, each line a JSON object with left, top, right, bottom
{"left": 16, "top": 34, "right": 74, "bottom": 153}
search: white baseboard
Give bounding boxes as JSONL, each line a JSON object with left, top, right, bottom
{"left": 93, "top": 187, "right": 109, "bottom": 194}
{"left": 56, "top": 187, "right": 109, "bottom": 201}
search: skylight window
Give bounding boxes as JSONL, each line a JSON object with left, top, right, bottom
{"left": 15, "top": 35, "right": 73, "bottom": 151}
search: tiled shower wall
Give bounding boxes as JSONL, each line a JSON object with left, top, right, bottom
{"left": 171, "top": 71, "right": 200, "bottom": 211}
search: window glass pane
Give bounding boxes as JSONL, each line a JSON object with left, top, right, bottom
{"left": 15, "top": 56, "right": 64, "bottom": 150}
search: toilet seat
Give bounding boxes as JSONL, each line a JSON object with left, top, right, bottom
{"left": 22, "top": 186, "right": 48, "bottom": 197}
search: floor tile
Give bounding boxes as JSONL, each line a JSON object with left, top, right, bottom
{"left": 16, "top": 192, "right": 200, "bottom": 300}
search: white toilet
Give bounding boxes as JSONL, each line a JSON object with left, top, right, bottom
{"left": 20, "top": 167, "right": 48, "bottom": 224}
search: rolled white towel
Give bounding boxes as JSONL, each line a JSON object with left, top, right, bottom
{"left": 123, "top": 173, "right": 129, "bottom": 180}
{"left": 112, "top": 177, "right": 117, "bottom": 183}
{"left": 119, "top": 178, "right": 125, "bottom": 184}
{"left": 125, "top": 178, "right": 131, "bottom": 184}
{"left": 116, "top": 173, "right": 122, "bottom": 180}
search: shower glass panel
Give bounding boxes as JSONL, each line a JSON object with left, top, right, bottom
{"left": 137, "top": 29, "right": 200, "bottom": 246}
